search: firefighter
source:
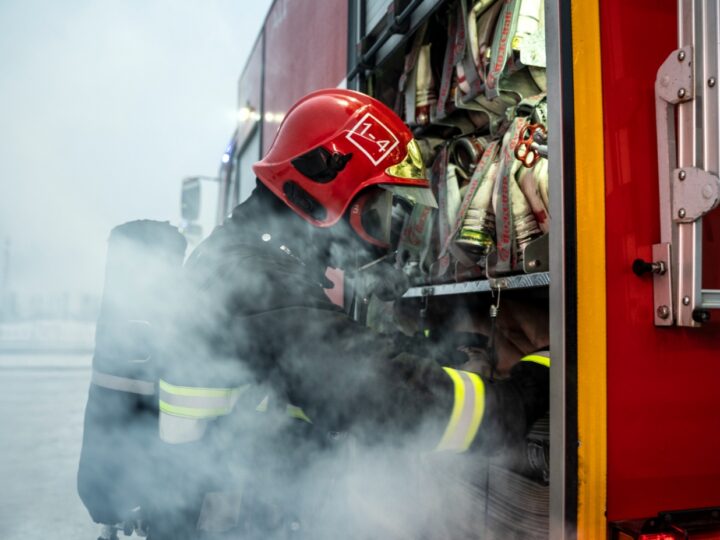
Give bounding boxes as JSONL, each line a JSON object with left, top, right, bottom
{"left": 154, "top": 89, "right": 549, "bottom": 539}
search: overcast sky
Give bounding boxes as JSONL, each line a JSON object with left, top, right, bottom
{"left": 0, "top": 0, "right": 272, "bottom": 296}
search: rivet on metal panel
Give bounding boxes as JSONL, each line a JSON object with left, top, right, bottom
{"left": 678, "top": 208, "right": 687, "bottom": 218}
{"left": 692, "top": 309, "right": 710, "bottom": 323}
{"left": 703, "top": 184, "right": 714, "bottom": 199}
{"left": 677, "top": 50, "right": 686, "bottom": 61}
{"left": 678, "top": 88, "right": 687, "bottom": 98}
{"left": 651, "top": 244, "right": 673, "bottom": 327}
{"left": 678, "top": 169, "right": 687, "bottom": 181}
{"left": 683, "top": 296, "right": 691, "bottom": 306}
{"left": 709, "top": 77, "right": 716, "bottom": 88}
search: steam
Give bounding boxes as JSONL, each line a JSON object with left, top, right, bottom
{"left": 76, "top": 207, "right": 549, "bottom": 540}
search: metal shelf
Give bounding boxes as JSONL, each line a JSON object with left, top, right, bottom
{"left": 402, "top": 272, "right": 550, "bottom": 298}
{"left": 348, "top": 0, "right": 446, "bottom": 83}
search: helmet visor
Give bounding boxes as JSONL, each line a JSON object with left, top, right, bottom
{"left": 380, "top": 184, "right": 438, "bottom": 208}
{"left": 385, "top": 139, "right": 427, "bottom": 181}
{"left": 349, "top": 189, "right": 394, "bottom": 248}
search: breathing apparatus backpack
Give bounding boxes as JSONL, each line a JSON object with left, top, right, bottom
{"left": 77, "top": 220, "right": 186, "bottom": 534}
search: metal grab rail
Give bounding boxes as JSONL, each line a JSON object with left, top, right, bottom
{"left": 651, "top": 0, "right": 720, "bottom": 327}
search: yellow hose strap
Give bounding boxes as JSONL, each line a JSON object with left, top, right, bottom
{"left": 521, "top": 351, "right": 551, "bottom": 368}
{"left": 435, "top": 367, "right": 485, "bottom": 452}
{"left": 159, "top": 379, "right": 249, "bottom": 419}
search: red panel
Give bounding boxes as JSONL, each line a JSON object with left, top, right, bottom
{"left": 237, "top": 34, "right": 263, "bottom": 147}
{"left": 601, "top": 0, "right": 720, "bottom": 521}
{"left": 262, "top": 0, "right": 348, "bottom": 154}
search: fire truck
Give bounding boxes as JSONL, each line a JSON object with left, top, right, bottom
{"left": 180, "top": 0, "right": 720, "bottom": 538}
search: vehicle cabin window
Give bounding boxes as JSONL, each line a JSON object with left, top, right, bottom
{"left": 237, "top": 129, "right": 260, "bottom": 205}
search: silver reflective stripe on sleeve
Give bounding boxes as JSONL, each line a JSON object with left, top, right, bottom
{"left": 91, "top": 369, "right": 155, "bottom": 396}
{"left": 521, "top": 350, "right": 551, "bottom": 368}
{"left": 159, "top": 412, "right": 208, "bottom": 444}
{"left": 435, "top": 367, "right": 485, "bottom": 453}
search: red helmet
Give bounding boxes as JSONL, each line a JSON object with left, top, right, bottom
{"left": 253, "top": 89, "right": 434, "bottom": 245}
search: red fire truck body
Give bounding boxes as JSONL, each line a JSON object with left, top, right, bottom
{"left": 187, "top": 1, "right": 720, "bottom": 537}
{"left": 600, "top": 0, "right": 720, "bottom": 531}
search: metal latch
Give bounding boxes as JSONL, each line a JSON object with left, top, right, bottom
{"left": 672, "top": 167, "right": 720, "bottom": 223}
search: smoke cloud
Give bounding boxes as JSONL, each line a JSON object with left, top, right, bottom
{"left": 76, "top": 190, "right": 550, "bottom": 540}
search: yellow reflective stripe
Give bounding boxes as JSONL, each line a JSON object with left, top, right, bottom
{"left": 158, "top": 380, "right": 250, "bottom": 422}
{"left": 286, "top": 404, "right": 312, "bottom": 424}
{"left": 159, "top": 400, "right": 231, "bottom": 419}
{"left": 158, "top": 380, "right": 249, "bottom": 420}
{"left": 436, "top": 367, "right": 485, "bottom": 452}
{"left": 159, "top": 379, "right": 238, "bottom": 398}
{"left": 521, "top": 354, "right": 551, "bottom": 368}
{"left": 255, "top": 395, "right": 269, "bottom": 412}
{"left": 437, "top": 367, "right": 465, "bottom": 450}
{"left": 462, "top": 371, "right": 485, "bottom": 450}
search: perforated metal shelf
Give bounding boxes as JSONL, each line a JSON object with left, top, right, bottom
{"left": 402, "top": 271, "right": 551, "bottom": 298}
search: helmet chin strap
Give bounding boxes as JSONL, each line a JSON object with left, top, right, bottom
{"left": 325, "top": 219, "right": 388, "bottom": 271}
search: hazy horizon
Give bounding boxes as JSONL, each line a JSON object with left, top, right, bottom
{"left": 0, "top": 0, "right": 272, "bottom": 297}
